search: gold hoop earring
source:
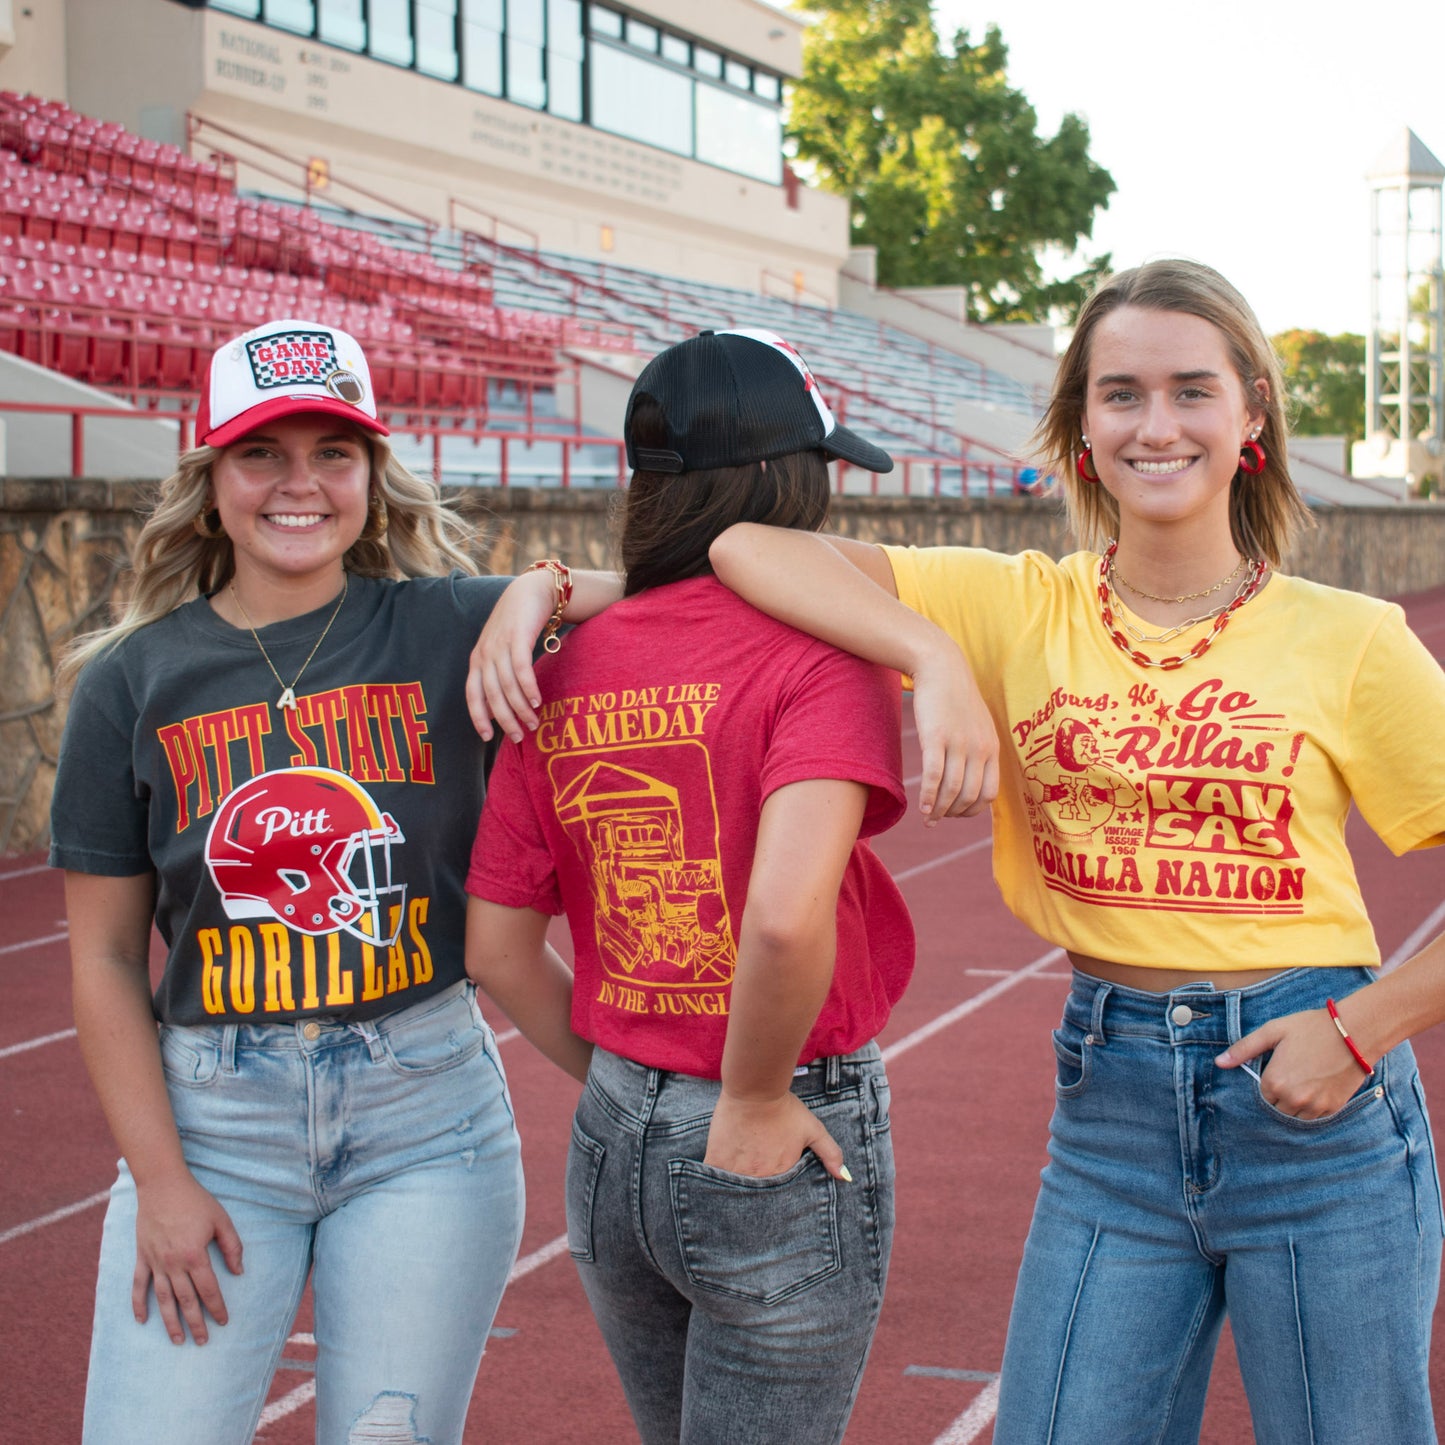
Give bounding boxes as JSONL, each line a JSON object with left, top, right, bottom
{"left": 359, "top": 491, "right": 389, "bottom": 543}
{"left": 193, "top": 505, "right": 225, "bottom": 540}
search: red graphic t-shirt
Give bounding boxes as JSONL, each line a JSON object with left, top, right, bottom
{"left": 467, "top": 576, "right": 914, "bottom": 1077}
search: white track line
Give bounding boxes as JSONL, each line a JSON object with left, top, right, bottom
{"left": 255, "top": 1380, "right": 315, "bottom": 1430}
{"left": 0, "top": 1027, "right": 77, "bottom": 1061}
{"left": 882, "top": 949, "right": 1065, "bottom": 1064}
{"left": 891, "top": 836, "right": 992, "bottom": 884}
{"left": 0, "top": 1189, "right": 110, "bottom": 1246}
{"left": 508, "top": 1232, "right": 569, "bottom": 1281}
{"left": 1383, "top": 898, "right": 1445, "bottom": 973}
{"left": 932, "top": 1376, "right": 1002, "bottom": 1444}
{"left": 0, "top": 862, "right": 52, "bottom": 881}
{"left": 0, "top": 929, "right": 69, "bottom": 957}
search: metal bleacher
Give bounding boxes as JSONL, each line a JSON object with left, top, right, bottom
{"left": 0, "top": 91, "right": 1043, "bottom": 492}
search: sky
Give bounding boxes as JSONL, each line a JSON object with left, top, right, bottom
{"left": 930, "top": 0, "right": 1445, "bottom": 336}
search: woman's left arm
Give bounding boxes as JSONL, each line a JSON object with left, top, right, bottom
{"left": 467, "top": 569, "right": 625, "bottom": 743}
{"left": 1218, "top": 931, "right": 1445, "bottom": 1118}
{"left": 465, "top": 898, "right": 593, "bottom": 1082}
{"left": 707, "top": 778, "right": 868, "bottom": 1180}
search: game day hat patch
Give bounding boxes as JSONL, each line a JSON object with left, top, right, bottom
{"left": 196, "top": 317, "right": 389, "bottom": 449}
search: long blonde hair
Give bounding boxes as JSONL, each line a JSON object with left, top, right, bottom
{"left": 1034, "top": 259, "right": 1312, "bottom": 566}
{"left": 57, "top": 434, "right": 480, "bottom": 689}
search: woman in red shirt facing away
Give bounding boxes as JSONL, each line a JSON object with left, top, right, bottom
{"left": 464, "top": 328, "right": 915, "bottom": 1445}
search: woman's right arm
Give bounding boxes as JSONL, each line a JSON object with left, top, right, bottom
{"left": 67, "top": 871, "right": 243, "bottom": 1345}
{"left": 709, "top": 525, "right": 1000, "bottom": 821}
{"left": 465, "top": 898, "right": 593, "bottom": 1082}
{"left": 467, "top": 568, "right": 624, "bottom": 742}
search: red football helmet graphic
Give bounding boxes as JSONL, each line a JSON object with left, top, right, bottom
{"left": 204, "top": 768, "right": 406, "bottom": 945}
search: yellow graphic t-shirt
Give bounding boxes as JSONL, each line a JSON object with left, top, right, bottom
{"left": 882, "top": 546, "right": 1445, "bottom": 970}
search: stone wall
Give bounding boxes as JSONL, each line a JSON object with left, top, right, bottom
{"left": 5, "top": 477, "right": 1444, "bottom": 854}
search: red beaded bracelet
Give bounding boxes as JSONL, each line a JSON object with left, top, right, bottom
{"left": 1325, "top": 998, "right": 1374, "bottom": 1077}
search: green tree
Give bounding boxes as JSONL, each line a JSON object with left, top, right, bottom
{"left": 1271, "top": 330, "right": 1366, "bottom": 445}
{"left": 787, "top": 0, "right": 1114, "bottom": 322}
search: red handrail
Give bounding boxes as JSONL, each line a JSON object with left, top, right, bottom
{"left": 0, "top": 397, "right": 626, "bottom": 485}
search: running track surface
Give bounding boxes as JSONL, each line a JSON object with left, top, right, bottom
{"left": 4, "top": 585, "right": 1445, "bottom": 1444}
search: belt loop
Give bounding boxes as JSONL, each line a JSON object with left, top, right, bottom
{"left": 221, "top": 1024, "right": 238, "bottom": 1074}
{"left": 1226, "top": 991, "right": 1243, "bottom": 1045}
{"left": 348, "top": 1018, "right": 386, "bottom": 1063}
{"left": 825, "top": 1052, "right": 841, "bottom": 1092}
{"left": 1090, "top": 982, "right": 1113, "bottom": 1044}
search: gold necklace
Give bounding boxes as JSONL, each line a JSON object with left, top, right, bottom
{"left": 1097, "top": 543, "right": 1266, "bottom": 671}
{"left": 1108, "top": 563, "right": 1255, "bottom": 646}
{"left": 1111, "top": 554, "right": 1245, "bottom": 604}
{"left": 231, "top": 576, "right": 349, "bottom": 711}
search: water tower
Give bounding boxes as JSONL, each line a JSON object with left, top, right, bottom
{"left": 1353, "top": 129, "right": 1445, "bottom": 495}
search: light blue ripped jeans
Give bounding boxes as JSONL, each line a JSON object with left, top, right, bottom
{"left": 83, "top": 981, "right": 524, "bottom": 1445}
{"left": 996, "top": 966, "right": 1444, "bottom": 1444}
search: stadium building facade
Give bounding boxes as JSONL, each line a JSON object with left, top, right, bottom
{"left": 0, "top": 0, "right": 851, "bottom": 300}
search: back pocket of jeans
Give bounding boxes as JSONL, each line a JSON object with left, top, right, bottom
{"left": 669, "top": 1154, "right": 840, "bottom": 1304}
{"left": 566, "top": 1120, "right": 606, "bottom": 1263}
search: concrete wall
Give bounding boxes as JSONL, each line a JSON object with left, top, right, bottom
{"left": 7, "top": 478, "right": 1444, "bottom": 855}
{"left": 0, "top": 353, "right": 181, "bottom": 479}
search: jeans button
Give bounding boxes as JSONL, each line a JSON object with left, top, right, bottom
{"left": 302, "top": 1021, "right": 321, "bottom": 1040}
{"left": 1169, "top": 1003, "right": 1193, "bottom": 1027}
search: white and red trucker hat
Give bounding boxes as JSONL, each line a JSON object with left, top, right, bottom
{"left": 196, "top": 318, "right": 390, "bottom": 449}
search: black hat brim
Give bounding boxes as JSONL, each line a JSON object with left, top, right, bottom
{"left": 821, "top": 424, "right": 894, "bottom": 475}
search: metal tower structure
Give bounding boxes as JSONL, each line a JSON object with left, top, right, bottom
{"left": 1354, "top": 130, "right": 1445, "bottom": 494}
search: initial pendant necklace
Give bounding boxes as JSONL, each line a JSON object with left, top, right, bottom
{"left": 231, "top": 576, "right": 349, "bottom": 711}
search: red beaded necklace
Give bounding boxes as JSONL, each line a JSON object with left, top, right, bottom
{"left": 1096, "top": 541, "right": 1267, "bottom": 670}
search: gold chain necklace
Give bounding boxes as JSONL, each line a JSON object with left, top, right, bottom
{"left": 231, "top": 575, "right": 348, "bottom": 711}
{"left": 1108, "top": 560, "right": 1256, "bottom": 646}
{"left": 1096, "top": 543, "right": 1265, "bottom": 670}
{"left": 1111, "top": 554, "right": 1245, "bottom": 604}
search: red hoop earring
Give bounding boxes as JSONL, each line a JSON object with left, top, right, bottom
{"left": 1076, "top": 447, "right": 1100, "bottom": 483}
{"left": 1238, "top": 440, "right": 1266, "bottom": 474}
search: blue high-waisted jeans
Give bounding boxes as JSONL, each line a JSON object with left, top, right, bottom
{"left": 82, "top": 980, "right": 525, "bottom": 1445}
{"left": 996, "top": 966, "right": 1444, "bottom": 1444}
{"left": 567, "top": 1043, "right": 895, "bottom": 1445}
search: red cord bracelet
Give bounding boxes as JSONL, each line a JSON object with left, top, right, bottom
{"left": 1325, "top": 998, "right": 1374, "bottom": 1077}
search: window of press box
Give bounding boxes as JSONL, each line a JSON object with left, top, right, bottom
{"left": 417, "top": 0, "right": 460, "bottom": 80}
{"left": 197, "top": 0, "right": 782, "bottom": 179}
{"left": 318, "top": 0, "right": 364, "bottom": 50}
{"left": 548, "top": 0, "right": 585, "bottom": 121}
{"left": 626, "top": 19, "right": 658, "bottom": 52}
{"left": 695, "top": 80, "right": 782, "bottom": 183}
{"left": 589, "top": 39, "right": 692, "bottom": 157}
{"left": 368, "top": 0, "right": 415, "bottom": 65}
{"left": 264, "top": 0, "right": 314, "bottom": 32}
{"left": 504, "top": 0, "right": 545, "bottom": 107}
{"left": 461, "top": 0, "right": 502, "bottom": 94}
{"left": 589, "top": 5, "right": 622, "bottom": 38}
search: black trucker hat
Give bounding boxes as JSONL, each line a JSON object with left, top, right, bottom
{"left": 624, "top": 327, "right": 894, "bottom": 476}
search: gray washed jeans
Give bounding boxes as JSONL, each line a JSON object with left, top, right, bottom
{"left": 567, "top": 1043, "right": 896, "bottom": 1444}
